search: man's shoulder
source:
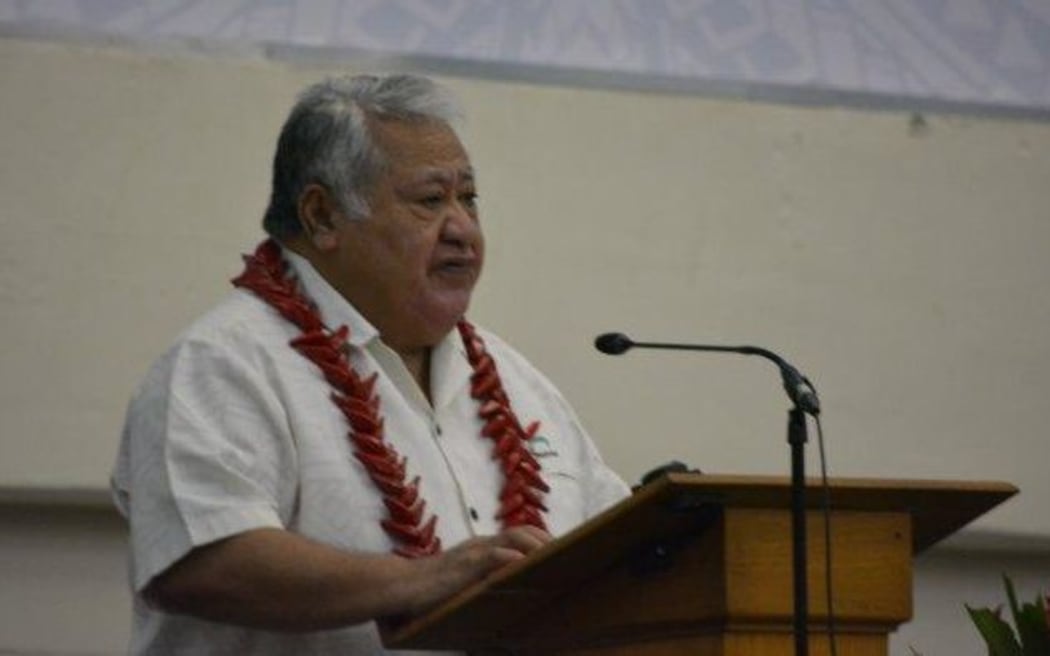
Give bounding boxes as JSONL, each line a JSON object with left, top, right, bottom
{"left": 470, "top": 325, "right": 563, "bottom": 395}
{"left": 470, "top": 325, "right": 529, "bottom": 368}
{"left": 176, "top": 289, "right": 291, "bottom": 350}
{"left": 135, "top": 290, "right": 293, "bottom": 391}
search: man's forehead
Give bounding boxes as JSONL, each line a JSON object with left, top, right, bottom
{"left": 405, "top": 166, "right": 475, "bottom": 185}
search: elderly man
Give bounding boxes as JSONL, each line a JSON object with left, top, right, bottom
{"left": 112, "top": 74, "right": 629, "bottom": 654}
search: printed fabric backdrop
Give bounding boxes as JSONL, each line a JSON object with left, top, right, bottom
{"left": 1, "top": 0, "right": 1049, "bottom": 114}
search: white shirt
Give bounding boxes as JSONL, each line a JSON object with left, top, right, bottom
{"left": 111, "top": 248, "right": 630, "bottom": 655}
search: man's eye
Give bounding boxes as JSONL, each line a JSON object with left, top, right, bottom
{"left": 420, "top": 195, "right": 443, "bottom": 208}
{"left": 460, "top": 192, "right": 478, "bottom": 209}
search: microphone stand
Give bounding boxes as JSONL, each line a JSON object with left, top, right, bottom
{"left": 788, "top": 404, "right": 809, "bottom": 656}
{"left": 594, "top": 333, "right": 817, "bottom": 656}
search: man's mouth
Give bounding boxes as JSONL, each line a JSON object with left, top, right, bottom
{"left": 432, "top": 257, "right": 478, "bottom": 279}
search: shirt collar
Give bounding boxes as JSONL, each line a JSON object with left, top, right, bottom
{"left": 431, "top": 329, "right": 471, "bottom": 411}
{"left": 280, "top": 246, "right": 378, "bottom": 348}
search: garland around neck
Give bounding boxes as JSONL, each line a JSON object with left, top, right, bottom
{"left": 232, "top": 240, "right": 549, "bottom": 558}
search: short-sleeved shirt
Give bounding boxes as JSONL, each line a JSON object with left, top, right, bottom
{"left": 111, "top": 247, "right": 630, "bottom": 654}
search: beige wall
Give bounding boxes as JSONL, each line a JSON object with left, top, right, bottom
{"left": 2, "top": 34, "right": 1050, "bottom": 656}
{"left": 0, "top": 505, "right": 129, "bottom": 655}
{"left": 3, "top": 36, "right": 1050, "bottom": 535}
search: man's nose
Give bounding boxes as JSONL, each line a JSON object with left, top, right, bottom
{"left": 441, "top": 201, "right": 481, "bottom": 247}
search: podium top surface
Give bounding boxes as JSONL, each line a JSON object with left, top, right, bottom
{"left": 654, "top": 473, "right": 1017, "bottom": 552}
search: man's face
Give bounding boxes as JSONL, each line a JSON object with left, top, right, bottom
{"left": 329, "top": 119, "right": 484, "bottom": 352}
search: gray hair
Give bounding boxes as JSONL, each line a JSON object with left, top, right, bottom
{"left": 262, "top": 74, "right": 462, "bottom": 239}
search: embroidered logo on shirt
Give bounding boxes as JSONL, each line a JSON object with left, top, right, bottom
{"left": 527, "top": 435, "right": 559, "bottom": 458}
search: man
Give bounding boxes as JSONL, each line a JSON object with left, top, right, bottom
{"left": 112, "top": 74, "right": 629, "bottom": 654}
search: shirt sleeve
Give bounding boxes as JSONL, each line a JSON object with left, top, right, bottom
{"left": 114, "top": 335, "right": 295, "bottom": 591}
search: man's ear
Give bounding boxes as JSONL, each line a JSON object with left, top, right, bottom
{"left": 297, "top": 184, "right": 341, "bottom": 252}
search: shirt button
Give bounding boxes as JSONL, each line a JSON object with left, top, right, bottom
{"left": 434, "top": 423, "right": 443, "bottom": 436}
{"left": 469, "top": 507, "right": 479, "bottom": 521}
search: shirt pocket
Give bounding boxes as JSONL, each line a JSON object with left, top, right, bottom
{"left": 537, "top": 466, "right": 588, "bottom": 537}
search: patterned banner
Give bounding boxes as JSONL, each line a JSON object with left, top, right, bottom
{"left": 1, "top": 0, "right": 1048, "bottom": 114}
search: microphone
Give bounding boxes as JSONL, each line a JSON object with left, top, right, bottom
{"left": 594, "top": 332, "right": 633, "bottom": 355}
{"left": 594, "top": 332, "right": 820, "bottom": 415}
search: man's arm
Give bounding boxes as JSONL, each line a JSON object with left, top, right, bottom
{"left": 145, "top": 525, "right": 550, "bottom": 632}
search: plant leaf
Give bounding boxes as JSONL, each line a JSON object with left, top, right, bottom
{"left": 967, "top": 605, "right": 1023, "bottom": 656}
{"left": 1002, "top": 575, "right": 1050, "bottom": 656}
{"left": 1005, "top": 576, "right": 1024, "bottom": 631}
{"left": 1015, "top": 601, "right": 1050, "bottom": 656}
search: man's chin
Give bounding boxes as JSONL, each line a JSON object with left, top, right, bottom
{"left": 412, "top": 294, "right": 473, "bottom": 340}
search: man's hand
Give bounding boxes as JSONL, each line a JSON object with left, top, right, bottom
{"left": 403, "top": 525, "right": 553, "bottom": 615}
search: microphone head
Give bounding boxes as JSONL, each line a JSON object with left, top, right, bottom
{"left": 595, "top": 332, "right": 635, "bottom": 355}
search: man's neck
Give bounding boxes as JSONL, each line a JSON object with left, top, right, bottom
{"left": 398, "top": 347, "right": 432, "bottom": 404}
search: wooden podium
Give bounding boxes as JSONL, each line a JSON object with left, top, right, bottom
{"left": 383, "top": 474, "right": 1017, "bottom": 655}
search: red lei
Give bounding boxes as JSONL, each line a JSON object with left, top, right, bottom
{"left": 232, "top": 240, "right": 549, "bottom": 558}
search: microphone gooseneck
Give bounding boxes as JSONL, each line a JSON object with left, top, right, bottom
{"left": 593, "top": 331, "right": 820, "bottom": 415}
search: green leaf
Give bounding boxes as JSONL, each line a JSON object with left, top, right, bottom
{"left": 1015, "top": 601, "right": 1050, "bottom": 655}
{"left": 967, "top": 605, "right": 1023, "bottom": 656}
{"left": 1002, "top": 575, "right": 1050, "bottom": 656}
{"left": 1005, "top": 576, "right": 1024, "bottom": 632}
